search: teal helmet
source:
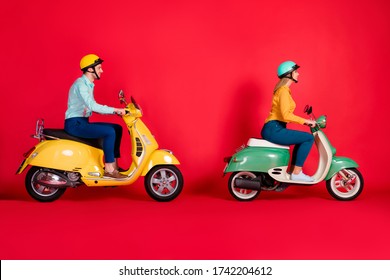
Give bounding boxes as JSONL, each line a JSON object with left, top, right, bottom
{"left": 277, "top": 61, "right": 300, "bottom": 79}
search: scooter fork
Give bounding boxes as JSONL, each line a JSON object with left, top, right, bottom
{"left": 337, "top": 169, "right": 356, "bottom": 191}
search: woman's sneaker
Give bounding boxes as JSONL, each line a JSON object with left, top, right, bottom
{"left": 291, "top": 171, "right": 314, "bottom": 182}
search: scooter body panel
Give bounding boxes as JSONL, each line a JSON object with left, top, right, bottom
{"left": 225, "top": 146, "right": 290, "bottom": 173}
{"left": 325, "top": 156, "right": 359, "bottom": 181}
{"left": 17, "top": 139, "right": 104, "bottom": 175}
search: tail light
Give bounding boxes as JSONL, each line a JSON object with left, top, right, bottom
{"left": 23, "top": 147, "right": 36, "bottom": 158}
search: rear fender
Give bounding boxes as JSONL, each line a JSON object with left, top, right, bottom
{"left": 16, "top": 158, "right": 30, "bottom": 174}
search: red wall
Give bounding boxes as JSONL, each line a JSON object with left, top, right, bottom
{"left": 2, "top": 0, "right": 389, "bottom": 198}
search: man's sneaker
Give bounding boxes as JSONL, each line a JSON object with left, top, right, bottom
{"left": 291, "top": 171, "right": 314, "bottom": 182}
{"left": 103, "top": 169, "right": 128, "bottom": 179}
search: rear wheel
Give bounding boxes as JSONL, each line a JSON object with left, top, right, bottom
{"left": 326, "top": 168, "right": 363, "bottom": 201}
{"left": 144, "top": 165, "right": 183, "bottom": 202}
{"left": 25, "top": 166, "right": 67, "bottom": 202}
{"left": 228, "top": 171, "right": 260, "bottom": 201}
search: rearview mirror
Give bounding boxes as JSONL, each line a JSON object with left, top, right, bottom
{"left": 118, "top": 90, "right": 127, "bottom": 105}
{"left": 304, "top": 105, "right": 312, "bottom": 115}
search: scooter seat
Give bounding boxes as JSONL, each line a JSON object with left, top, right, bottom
{"left": 43, "top": 129, "right": 103, "bottom": 150}
{"left": 247, "top": 138, "right": 289, "bottom": 149}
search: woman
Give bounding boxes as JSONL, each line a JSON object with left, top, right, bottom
{"left": 64, "top": 54, "right": 127, "bottom": 179}
{"left": 261, "top": 61, "right": 316, "bottom": 182}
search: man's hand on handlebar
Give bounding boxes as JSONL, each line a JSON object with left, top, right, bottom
{"left": 114, "top": 108, "right": 127, "bottom": 116}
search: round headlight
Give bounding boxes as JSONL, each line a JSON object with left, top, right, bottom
{"left": 317, "top": 115, "right": 327, "bottom": 128}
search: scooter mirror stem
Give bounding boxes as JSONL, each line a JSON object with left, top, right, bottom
{"left": 118, "top": 90, "right": 128, "bottom": 105}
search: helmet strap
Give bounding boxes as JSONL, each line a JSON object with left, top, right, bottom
{"left": 286, "top": 72, "right": 298, "bottom": 83}
{"left": 87, "top": 66, "right": 100, "bottom": 80}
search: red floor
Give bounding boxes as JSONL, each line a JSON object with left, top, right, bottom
{"left": 1, "top": 178, "right": 389, "bottom": 260}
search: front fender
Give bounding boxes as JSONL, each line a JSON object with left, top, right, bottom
{"left": 141, "top": 149, "right": 180, "bottom": 176}
{"left": 325, "top": 156, "right": 359, "bottom": 181}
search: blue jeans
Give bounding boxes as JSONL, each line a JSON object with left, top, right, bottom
{"left": 261, "top": 120, "right": 314, "bottom": 167}
{"left": 64, "top": 117, "right": 122, "bottom": 163}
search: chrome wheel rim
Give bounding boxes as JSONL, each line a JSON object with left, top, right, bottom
{"left": 31, "top": 170, "right": 61, "bottom": 197}
{"left": 149, "top": 168, "right": 179, "bottom": 197}
{"left": 330, "top": 169, "right": 361, "bottom": 199}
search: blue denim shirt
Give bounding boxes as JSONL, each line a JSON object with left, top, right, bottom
{"left": 65, "top": 75, "right": 114, "bottom": 119}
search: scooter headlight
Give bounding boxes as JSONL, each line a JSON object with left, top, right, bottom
{"left": 317, "top": 115, "right": 327, "bottom": 128}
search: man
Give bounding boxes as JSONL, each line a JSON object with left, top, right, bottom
{"left": 64, "top": 54, "right": 127, "bottom": 179}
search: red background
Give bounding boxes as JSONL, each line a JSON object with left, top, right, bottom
{"left": 1, "top": 0, "right": 390, "bottom": 259}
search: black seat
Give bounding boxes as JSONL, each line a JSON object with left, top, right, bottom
{"left": 43, "top": 129, "right": 103, "bottom": 150}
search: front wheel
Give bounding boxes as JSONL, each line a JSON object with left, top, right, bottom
{"left": 228, "top": 171, "right": 260, "bottom": 201}
{"left": 25, "top": 166, "right": 67, "bottom": 202}
{"left": 144, "top": 165, "right": 183, "bottom": 202}
{"left": 326, "top": 168, "right": 363, "bottom": 201}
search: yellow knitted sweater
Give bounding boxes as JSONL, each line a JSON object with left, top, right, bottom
{"left": 264, "top": 86, "right": 306, "bottom": 125}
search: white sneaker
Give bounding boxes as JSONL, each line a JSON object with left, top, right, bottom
{"left": 291, "top": 171, "right": 314, "bottom": 182}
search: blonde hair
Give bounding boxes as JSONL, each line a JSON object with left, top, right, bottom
{"left": 273, "top": 78, "right": 290, "bottom": 93}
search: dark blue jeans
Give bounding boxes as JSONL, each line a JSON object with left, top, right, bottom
{"left": 261, "top": 120, "right": 314, "bottom": 167}
{"left": 64, "top": 117, "right": 122, "bottom": 163}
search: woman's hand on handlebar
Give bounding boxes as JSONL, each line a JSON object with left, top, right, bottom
{"left": 114, "top": 108, "right": 126, "bottom": 116}
{"left": 305, "top": 119, "right": 317, "bottom": 127}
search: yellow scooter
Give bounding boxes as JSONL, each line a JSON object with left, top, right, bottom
{"left": 16, "top": 91, "right": 183, "bottom": 202}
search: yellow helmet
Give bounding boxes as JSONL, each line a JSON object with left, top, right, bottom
{"left": 80, "top": 54, "right": 104, "bottom": 71}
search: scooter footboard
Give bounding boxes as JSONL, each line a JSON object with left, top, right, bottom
{"left": 141, "top": 149, "right": 180, "bottom": 176}
{"left": 325, "top": 156, "right": 359, "bottom": 181}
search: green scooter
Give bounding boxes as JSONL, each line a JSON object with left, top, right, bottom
{"left": 223, "top": 105, "right": 363, "bottom": 201}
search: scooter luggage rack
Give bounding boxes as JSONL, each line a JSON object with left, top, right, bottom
{"left": 31, "top": 118, "right": 60, "bottom": 141}
{"left": 40, "top": 134, "right": 61, "bottom": 140}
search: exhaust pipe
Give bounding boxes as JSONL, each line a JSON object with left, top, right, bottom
{"left": 34, "top": 179, "right": 76, "bottom": 188}
{"left": 234, "top": 178, "right": 262, "bottom": 190}
{"left": 34, "top": 170, "right": 77, "bottom": 188}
